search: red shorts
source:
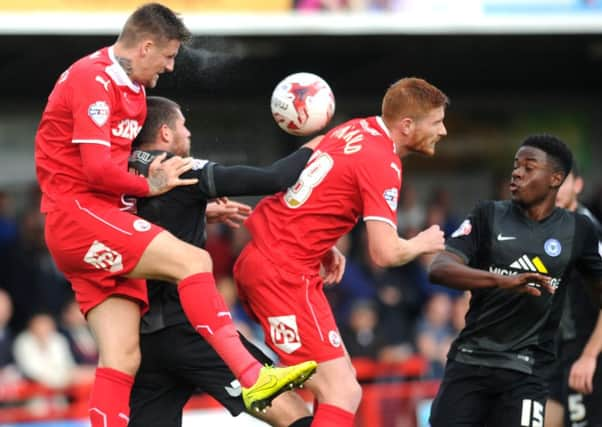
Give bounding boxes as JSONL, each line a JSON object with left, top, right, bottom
{"left": 233, "top": 242, "right": 344, "bottom": 365}
{"left": 44, "top": 196, "right": 163, "bottom": 315}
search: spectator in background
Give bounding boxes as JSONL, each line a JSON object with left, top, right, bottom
{"left": 350, "top": 225, "right": 426, "bottom": 346}
{"left": 339, "top": 299, "right": 390, "bottom": 360}
{"left": 13, "top": 313, "right": 77, "bottom": 389}
{"left": 294, "top": 0, "right": 349, "bottom": 11}
{"left": 588, "top": 183, "right": 602, "bottom": 221}
{"left": 415, "top": 293, "right": 455, "bottom": 379}
{"left": 0, "top": 289, "right": 14, "bottom": 368}
{"left": 59, "top": 298, "right": 99, "bottom": 366}
{"left": 0, "top": 191, "right": 17, "bottom": 250}
{"left": 4, "top": 208, "right": 72, "bottom": 332}
{"left": 0, "top": 289, "right": 20, "bottom": 386}
{"left": 427, "top": 187, "right": 460, "bottom": 237}
{"left": 396, "top": 184, "right": 426, "bottom": 238}
{"left": 325, "top": 232, "right": 377, "bottom": 324}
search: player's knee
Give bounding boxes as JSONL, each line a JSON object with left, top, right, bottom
{"left": 99, "top": 342, "right": 141, "bottom": 376}
{"left": 346, "top": 378, "right": 363, "bottom": 410}
{"left": 172, "top": 246, "right": 213, "bottom": 279}
{"left": 318, "top": 375, "right": 362, "bottom": 411}
{"left": 332, "top": 375, "right": 362, "bottom": 410}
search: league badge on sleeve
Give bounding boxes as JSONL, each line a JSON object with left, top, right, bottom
{"left": 88, "top": 101, "right": 110, "bottom": 127}
{"left": 451, "top": 219, "right": 472, "bottom": 238}
{"left": 383, "top": 188, "right": 399, "bottom": 211}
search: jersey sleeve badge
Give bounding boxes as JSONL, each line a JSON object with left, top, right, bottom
{"left": 88, "top": 101, "right": 110, "bottom": 127}
{"left": 451, "top": 219, "right": 472, "bottom": 238}
{"left": 383, "top": 188, "right": 399, "bottom": 211}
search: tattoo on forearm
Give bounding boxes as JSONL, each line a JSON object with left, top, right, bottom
{"left": 115, "top": 55, "right": 133, "bottom": 77}
{"left": 148, "top": 169, "right": 168, "bottom": 195}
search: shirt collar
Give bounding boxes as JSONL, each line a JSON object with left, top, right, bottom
{"left": 107, "top": 46, "right": 141, "bottom": 93}
{"left": 375, "top": 116, "right": 396, "bottom": 154}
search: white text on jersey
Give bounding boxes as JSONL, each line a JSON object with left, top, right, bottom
{"left": 112, "top": 119, "right": 142, "bottom": 140}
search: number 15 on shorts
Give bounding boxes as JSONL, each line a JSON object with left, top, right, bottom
{"left": 521, "top": 399, "right": 544, "bottom": 427}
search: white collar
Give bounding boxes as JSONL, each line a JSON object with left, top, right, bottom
{"left": 375, "top": 116, "right": 396, "bottom": 154}
{"left": 106, "top": 46, "right": 141, "bottom": 93}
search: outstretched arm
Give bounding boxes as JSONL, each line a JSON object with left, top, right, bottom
{"left": 428, "top": 251, "right": 554, "bottom": 297}
{"left": 365, "top": 220, "right": 445, "bottom": 268}
{"left": 569, "top": 310, "right": 602, "bottom": 394}
{"left": 209, "top": 136, "right": 322, "bottom": 198}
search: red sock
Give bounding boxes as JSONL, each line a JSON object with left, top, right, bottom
{"left": 88, "top": 367, "right": 133, "bottom": 427}
{"left": 178, "top": 272, "right": 261, "bottom": 387}
{"left": 312, "top": 403, "right": 354, "bottom": 427}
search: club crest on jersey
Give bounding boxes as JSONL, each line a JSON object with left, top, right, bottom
{"left": 268, "top": 315, "right": 301, "bottom": 354}
{"left": 133, "top": 219, "right": 151, "bottom": 232}
{"left": 328, "top": 330, "right": 341, "bottom": 348}
{"left": 88, "top": 101, "right": 109, "bottom": 127}
{"left": 544, "top": 238, "right": 562, "bottom": 257}
{"left": 451, "top": 219, "right": 472, "bottom": 238}
{"left": 383, "top": 188, "right": 398, "bottom": 211}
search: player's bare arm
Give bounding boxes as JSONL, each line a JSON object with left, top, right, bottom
{"left": 365, "top": 220, "right": 444, "bottom": 267}
{"left": 429, "top": 250, "right": 554, "bottom": 297}
{"left": 146, "top": 153, "right": 198, "bottom": 196}
{"left": 569, "top": 310, "right": 602, "bottom": 394}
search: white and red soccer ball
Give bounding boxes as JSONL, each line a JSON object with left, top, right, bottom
{"left": 271, "top": 72, "right": 335, "bottom": 136}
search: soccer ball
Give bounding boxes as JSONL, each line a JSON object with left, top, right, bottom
{"left": 270, "top": 72, "right": 335, "bottom": 136}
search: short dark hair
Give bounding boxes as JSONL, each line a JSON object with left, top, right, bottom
{"left": 133, "top": 96, "right": 181, "bottom": 148}
{"left": 119, "top": 3, "right": 191, "bottom": 47}
{"left": 520, "top": 134, "right": 573, "bottom": 178}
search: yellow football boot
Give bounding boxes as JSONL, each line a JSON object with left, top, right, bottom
{"left": 242, "top": 360, "right": 318, "bottom": 412}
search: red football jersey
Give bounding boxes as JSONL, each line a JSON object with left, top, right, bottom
{"left": 246, "top": 116, "right": 402, "bottom": 272}
{"left": 35, "top": 47, "right": 146, "bottom": 213}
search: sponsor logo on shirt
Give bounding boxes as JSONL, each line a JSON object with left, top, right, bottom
{"left": 112, "top": 119, "right": 142, "bottom": 140}
{"left": 489, "top": 255, "right": 561, "bottom": 290}
{"left": 510, "top": 255, "right": 549, "bottom": 273}
{"left": 268, "top": 315, "right": 301, "bottom": 354}
{"left": 451, "top": 219, "right": 472, "bottom": 238}
{"left": 95, "top": 75, "right": 111, "bottom": 92}
{"left": 83, "top": 240, "right": 123, "bottom": 273}
{"left": 390, "top": 162, "right": 401, "bottom": 181}
{"left": 383, "top": 188, "right": 398, "bottom": 211}
{"left": 88, "top": 101, "right": 110, "bottom": 127}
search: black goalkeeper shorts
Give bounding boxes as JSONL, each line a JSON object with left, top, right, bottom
{"left": 129, "top": 323, "right": 273, "bottom": 427}
{"left": 429, "top": 360, "right": 548, "bottom": 427}
{"left": 547, "top": 340, "right": 602, "bottom": 427}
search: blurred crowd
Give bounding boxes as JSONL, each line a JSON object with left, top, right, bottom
{"left": 2, "top": 180, "right": 602, "bottom": 394}
{"left": 292, "top": 0, "right": 481, "bottom": 13}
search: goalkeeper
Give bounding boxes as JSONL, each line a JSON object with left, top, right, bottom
{"left": 128, "top": 96, "right": 343, "bottom": 427}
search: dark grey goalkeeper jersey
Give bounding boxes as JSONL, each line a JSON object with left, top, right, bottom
{"left": 445, "top": 200, "right": 602, "bottom": 377}
{"left": 128, "top": 148, "right": 312, "bottom": 334}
